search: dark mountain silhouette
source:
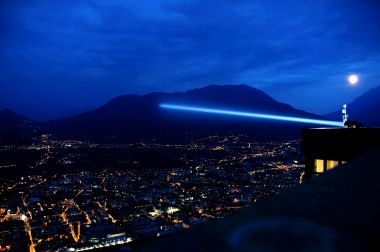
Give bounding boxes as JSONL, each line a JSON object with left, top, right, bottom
{"left": 48, "top": 85, "right": 325, "bottom": 143}
{"left": 0, "top": 109, "right": 41, "bottom": 144}
{"left": 325, "top": 86, "right": 380, "bottom": 127}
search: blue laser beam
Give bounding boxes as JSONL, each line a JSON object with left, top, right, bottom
{"left": 160, "top": 104, "right": 343, "bottom": 127}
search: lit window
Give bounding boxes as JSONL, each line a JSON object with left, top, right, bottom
{"left": 314, "top": 159, "right": 324, "bottom": 173}
{"left": 326, "top": 160, "right": 339, "bottom": 171}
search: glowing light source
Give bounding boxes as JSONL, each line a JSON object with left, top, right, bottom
{"left": 160, "top": 104, "right": 343, "bottom": 127}
{"left": 348, "top": 74, "right": 358, "bottom": 85}
{"left": 20, "top": 214, "right": 27, "bottom": 221}
{"left": 167, "top": 206, "right": 180, "bottom": 214}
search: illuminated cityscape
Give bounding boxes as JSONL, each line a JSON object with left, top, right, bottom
{"left": 0, "top": 134, "right": 304, "bottom": 251}
{"left": 1, "top": 0, "right": 380, "bottom": 251}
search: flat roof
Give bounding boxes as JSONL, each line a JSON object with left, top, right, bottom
{"left": 302, "top": 128, "right": 380, "bottom": 160}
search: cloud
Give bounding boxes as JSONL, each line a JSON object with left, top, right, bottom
{"left": 0, "top": 0, "right": 379, "bottom": 119}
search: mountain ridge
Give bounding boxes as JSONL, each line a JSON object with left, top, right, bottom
{"left": 0, "top": 109, "right": 41, "bottom": 144}
{"left": 3, "top": 84, "right": 365, "bottom": 143}
{"left": 47, "top": 84, "right": 324, "bottom": 143}
{"left": 325, "top": 85, "right": 380, "bottom": 126}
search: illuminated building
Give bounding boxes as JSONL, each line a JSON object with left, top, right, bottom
{"left": 302, "top": 128, "right": 380, "bottom": 178}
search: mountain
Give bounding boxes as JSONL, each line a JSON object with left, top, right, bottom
{"left": 325, "top": 86, "right": 380, "bottom": 127}
{"left": 0, "top": 109, "right": 41, "bottom": 144}
{"left": 48, "top": 84, "right": 324, "bottom": 143}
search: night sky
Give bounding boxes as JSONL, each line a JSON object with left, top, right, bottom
{"left": 1, "top": 0, "right": 380, "bottom": 120}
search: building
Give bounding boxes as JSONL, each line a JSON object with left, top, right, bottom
{"left": 135, "top": 147, "right": 380, "bottom": 252}
{"left": 302, "top": 128, "right": 380, "bottom": 178}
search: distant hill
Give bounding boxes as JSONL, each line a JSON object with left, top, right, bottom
{"left": 0, "top": 109, "right": 41, "bottom": 144}
{"left": 48, "top": 84, "right": 325, "bottom": 143}
{"left": 325, "top": 86, "right": 380, "bottom": 127}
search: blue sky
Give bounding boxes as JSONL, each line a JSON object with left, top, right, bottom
{"left": 1, "top": 0, "right": 380, "bottom": 120}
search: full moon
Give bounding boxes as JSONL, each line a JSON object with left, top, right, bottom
{"left": 348, "top": 74, "right": 359, "bottom": 85}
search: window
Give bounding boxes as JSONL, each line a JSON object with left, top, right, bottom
{"left": 326, "top": 160, "right": 339, "bottom": 171}
{"left": 314, "top": 159, "right": 324, "bottom": 173}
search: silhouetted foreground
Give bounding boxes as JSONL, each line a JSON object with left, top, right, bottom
{"left": 136, "top": 148, "right": 380, "bottom": 252}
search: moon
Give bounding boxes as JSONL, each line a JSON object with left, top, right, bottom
{"left": 348, "top": 74, "right": 359, "bottom": 85}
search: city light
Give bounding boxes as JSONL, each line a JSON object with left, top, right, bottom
{"left": 160, "top": 104, "right": 344, "bottom": 127}
{"left": 0, "top": 136, "right": 307, "bottom": 251}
